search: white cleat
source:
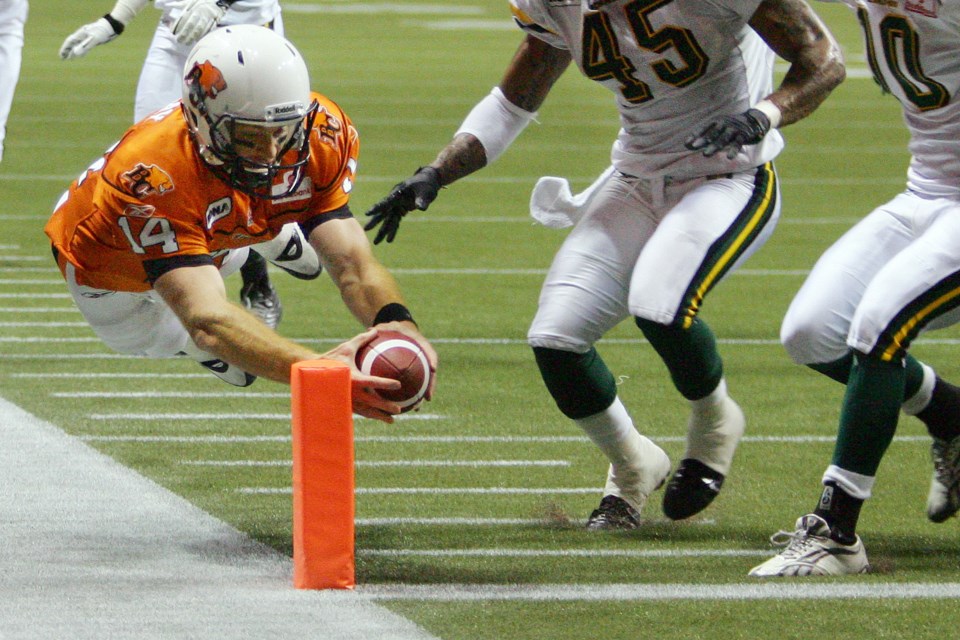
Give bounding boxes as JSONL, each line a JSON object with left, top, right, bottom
{"left": 251, "top": 223, "right": 321, "bottom": 280}
{"left": 748, "top": 514, "right": 870, "bottom": 577}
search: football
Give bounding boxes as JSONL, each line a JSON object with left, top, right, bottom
{"left": 355, "top": 331, "right": 431, "bottom": 411}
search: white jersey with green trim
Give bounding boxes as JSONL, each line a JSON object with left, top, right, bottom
{"left": 154, "top": 0, "right": 278, "bottom": 27}
{"left": 830, "top": 0, "right": 960, "bottom": 199}
{"left": 509, "top": 0, "right": 783, "bottom": 180}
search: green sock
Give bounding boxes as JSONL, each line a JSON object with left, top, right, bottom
{"left": 635, "top": 317, "right": 722, "bottom": 400}
{"left": 832, "top": 353, "right": 905, "bottom": 476}
{"left": 533, "top": 347, "right": 617, "bottom": 419}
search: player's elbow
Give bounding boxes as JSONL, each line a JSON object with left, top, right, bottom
{"left": 181, "top": 309, "right": 231, "bottom": 355}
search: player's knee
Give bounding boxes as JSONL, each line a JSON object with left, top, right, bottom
{"left": 531, "top": 345, "right": 616, "bottom": 419}
{"left": 780, "top": 309, "right": 845, "bottom": 365}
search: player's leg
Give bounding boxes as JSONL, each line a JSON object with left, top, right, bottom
{"left": 0, "top": 0, "right": 27, "bottom": 163}
{"left": 528, "top": 172, "right": 670, "bottom": 529}
{"left": 64, "top": 257, "right": 256, "bottom": 387}
{"left": 752, "top": 199, "right": 960, "bottom": 576}
{"left": 781, "top": 194, "right": 960, "bottom": 520}
{"left": 630, "top": 164, "right": 780, "bottom": 520}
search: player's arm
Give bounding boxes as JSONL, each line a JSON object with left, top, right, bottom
{"left": 749, "top": 0, "right": 846, "bottom": 127}
{"left": 686, "top": 0, "right": 845, "bottom": 158}
{"left": 364, "top": 34, "right": 572, "bottom": 244}
{"left": 153, "top": 262, "right": 403, "bottom": 421}
{"left": 307, "top": 215, "right": 438, "bottom": 397}
{"left": 60, "top": 0, "right": 149, "bottom": 60}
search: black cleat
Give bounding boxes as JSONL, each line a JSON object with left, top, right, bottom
{"left": 586, "top": 495, "right": 640, "bottom": 531}
{"left": 240, "top": 281, "right": 283, "bottom": 329}
{"left": 662, "top": 458, "right": 725, "bottom": 520}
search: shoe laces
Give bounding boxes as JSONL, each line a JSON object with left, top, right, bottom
{"left": 768, "top": 524, "right": 826, "bottom": 559}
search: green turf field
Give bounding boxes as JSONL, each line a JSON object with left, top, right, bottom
{"left": 3, "top": 2, "right": 960, "bottom": 638}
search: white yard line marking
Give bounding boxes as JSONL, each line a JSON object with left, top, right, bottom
{"left": 0, "top": 292, "right": 70, "bottom": 298}
{"left": 80, "top": 434, "right": 932, "bottom": 444}
{"left": 357, "top": 582, "right": 960, "bottom": 601}
{"left": 239, "top": 487, "right": 601, "bottom": 495}
{"left": 352, "top": 517, "right": 716, "bottom": 527}
{"left": 54, "top": 391, "right": 288, "bottom": 398}
{"left": 356, "top": 518, "right": 557, "bottom": 526}
{"left": 180, "top": 459, "right": 569, "bottom": 468}
{"left": 14, "top": 372, "right": 211, "bottom": 378}
{"left": 284, "top": 3, "right": 484, "bottom": 15}
{"left": 88, "top": 413, "right": 444, "bottom": 421}
{"left": 359, "top": 549, "right": 768, "bottom": 558}
{"left": 8, "top": 338, "right": 960, "bottom": 354}
{"left": 0, "top": 307, "right": 79, "bottom": 312}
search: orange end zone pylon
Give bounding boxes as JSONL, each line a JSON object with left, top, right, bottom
{"left": 290, "top": 359, "right": 355, "bottom": 589}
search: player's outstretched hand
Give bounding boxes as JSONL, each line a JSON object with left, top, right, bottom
{"left": 171, "top": 0, "right": 228, "bottom": 46}
{"left": 59, "top": 17, "right": 121, "bottom": 59}
{"left": 322, "top": 329, "right": 403, "bottom": 423}
{"left": 364, "top": 167, "right": 441, "bottom": 244}
{"left": 685, "top": 108, "right": 771, "bottom": 159}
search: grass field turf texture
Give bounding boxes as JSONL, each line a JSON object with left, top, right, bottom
{"left": 3, "top": 1, "right": 960, "bottom": 638}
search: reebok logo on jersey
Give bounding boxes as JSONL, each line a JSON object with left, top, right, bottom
{"left": 124, "top": 204, "right": 155, "bottom": 218}
{"left": 204, "top": 197, "right": 232, "bottom": 229}
{"left": 122, "top": 164, "right": 174, "bottom": 198}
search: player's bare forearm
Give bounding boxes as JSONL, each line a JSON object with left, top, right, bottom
{"left": 750, "top": 0, "right": 845, "bottom": 127}
{"left": 428, "top": 134, "right": 488, "bottom": 185}
{"left": 154, "top": 264, "right": 318, "bottom": 383}
{"left": 427, "top": 35, "right": 571, "bottom": 186}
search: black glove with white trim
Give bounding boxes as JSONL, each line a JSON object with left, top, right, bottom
{"left": 364, "top": 167, "right": 441, "bottom": 244}
{"left": 685, "top": 108, "right": 771, "bottom": 159}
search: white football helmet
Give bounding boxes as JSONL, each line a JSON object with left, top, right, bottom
{"left": 181, "top": 25, "right": 318, "bottom": 199}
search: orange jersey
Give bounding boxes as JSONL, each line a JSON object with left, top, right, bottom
{"left": 45, "top": 92, "right": 358, "bottom": 292}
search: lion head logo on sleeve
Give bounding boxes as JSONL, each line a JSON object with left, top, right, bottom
{"left": 121, "top": 163, "right": 175, "bottom": 198}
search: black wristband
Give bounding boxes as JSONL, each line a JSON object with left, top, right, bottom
{"left": 373, "top": 302, "right": 416, "bottom": 327}
{"left": 103, "top": 13, "right": 125, "bottom": 35}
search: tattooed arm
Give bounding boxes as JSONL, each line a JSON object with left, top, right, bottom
{"left": 750, "top": 0, "right": 846, "bottom": 127}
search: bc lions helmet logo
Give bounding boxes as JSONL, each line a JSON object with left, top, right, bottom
{"left": 122, "top": 163, "right": 175, "bottom": 198}
{"left": 185, "top": 60, "right": 227, "bottom": 115}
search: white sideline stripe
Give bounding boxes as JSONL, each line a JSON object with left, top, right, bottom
{"left": 0, "top": 279, "right": 63, "bottom": 284}
{"left": 357, "top": 582, "right": 960, "bottom": 601}
{"left": 88, "top": 413, "right": 445, "bottom": 421}
{"left": 240, "top": 487, "right": 601, "bottom": 495}
{"left": 181, "top": 459, "right": 569, "bottom": 468}
{"left": 80, "top": 434, "right": 932, "bottom": 444}
{"left": 0, "top": 395, "right": 437, "bottom": 639}
{"left": 360, "top": 549, "right": 768, "bottom": 558}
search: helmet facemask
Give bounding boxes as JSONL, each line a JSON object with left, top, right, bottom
{"left": 181, "top": 25, "right": 318, "bottom": 200}
{"left": 203, "top": 102, "right": 319, "bottom": 199}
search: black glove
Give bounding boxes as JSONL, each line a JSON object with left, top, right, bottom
{"left": 685, "top": 108, "right": 771, "bottom": 159}
{"left": 364, "top": 167, "right": 442, "bottom": 244}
